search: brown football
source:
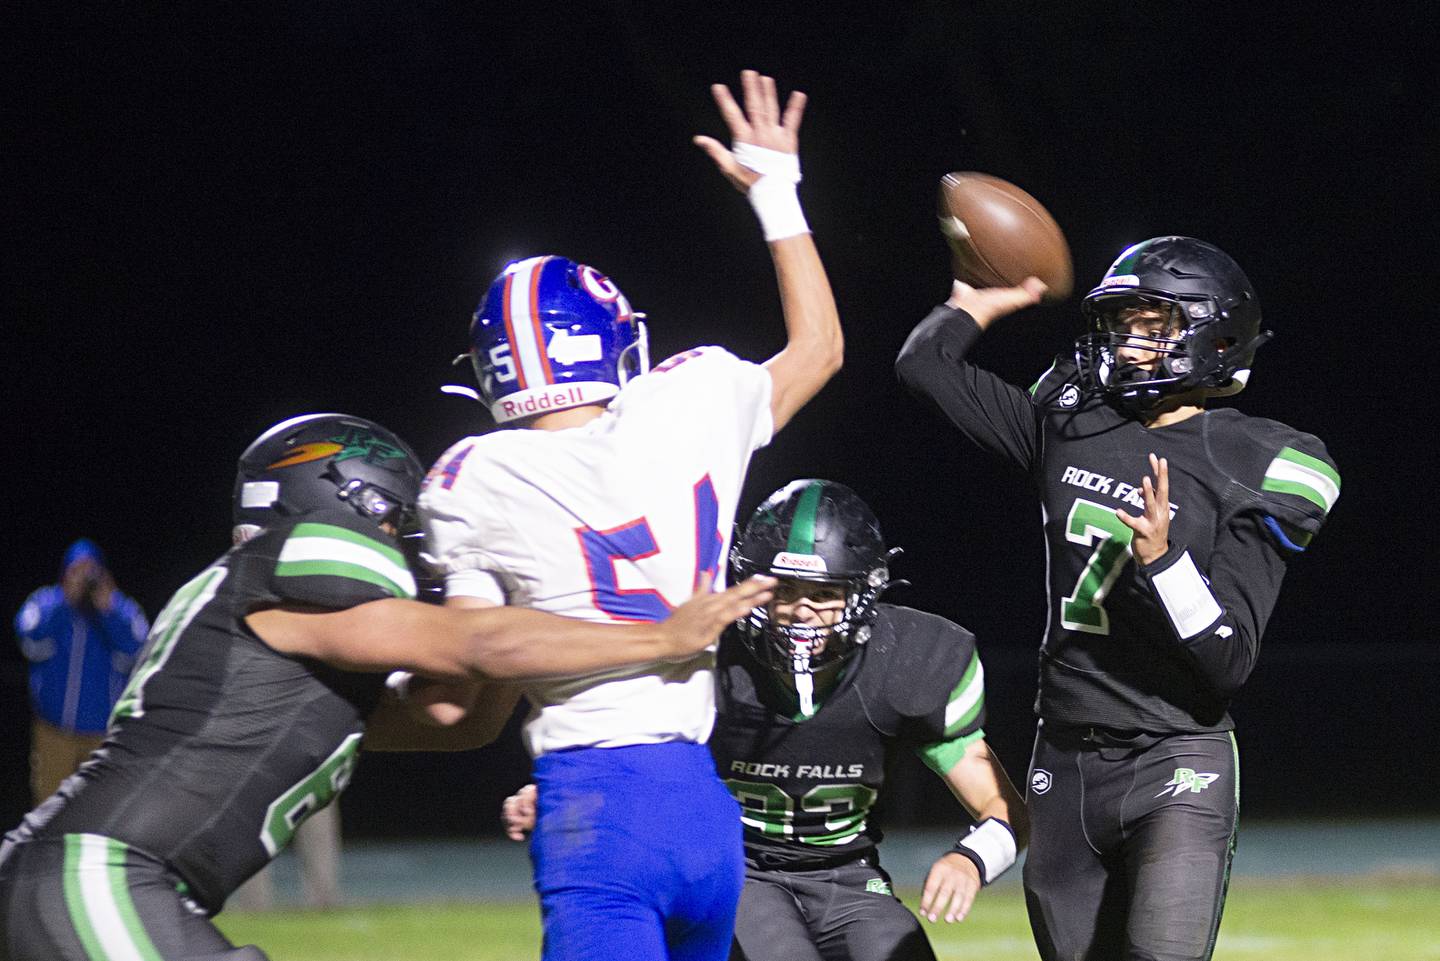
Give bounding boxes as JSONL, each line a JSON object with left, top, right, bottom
{"left": 938, "top": 171, "right": 1073, "bottom": 301}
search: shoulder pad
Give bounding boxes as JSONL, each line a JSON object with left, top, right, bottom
{"left": 650, "top": 345, "right": 740, "bottom": 374}
{"left": 868, "top": 604, "right": 977, "bottom": 719}
{"left": 421, "top": 438, "right": 483, "bottom": 498}
{"left": 260, "top": 508, "right": 417, "bottom": 608}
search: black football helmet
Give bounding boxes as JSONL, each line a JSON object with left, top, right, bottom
{"left": 1074, "top": 237, "right": 1271, "bottom": 410}
{"left": 233, "top": 413, "right": 424, "bottom": 533}
{"left": 730, "top": 479, "right": 893, "bottom": 678}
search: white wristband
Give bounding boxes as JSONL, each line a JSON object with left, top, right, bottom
{"left": 955, "top": 817, "right": 1018, "bottom": 885}
{"left": 747, "top": 177, "right": 809, "bottom": 241}
{"left": 732, "top": 142, "right": 808, "bottom": 242}
{"left": 1149, "top": 550, "right": 1224, "bottom": 639}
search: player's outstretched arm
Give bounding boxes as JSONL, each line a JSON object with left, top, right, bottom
{"left": 919, "top": 738, "right": 1029, "bottom": 924}
{"left": 694, "top": 70, "right": 842, "bottom": 433}
{"left": 246, "top": 574, "right": 774, "bottom": 682}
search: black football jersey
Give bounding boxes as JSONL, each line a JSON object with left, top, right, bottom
{"left": 897, "top": 306, "right": 1340, "bottom": 733}
{"left": 711, "top": 604, "right": 985, "bottom": 867}
{"left": 6, "top": 508, "right": 417, "bottom": 911}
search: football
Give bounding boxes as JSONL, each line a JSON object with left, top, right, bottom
{"left": 938, "top": 172, "right": 1073, "bottom": 300}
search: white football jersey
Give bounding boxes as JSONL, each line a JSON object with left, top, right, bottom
{"left": 420, "top": 346, "right": 773, "bottom": 757}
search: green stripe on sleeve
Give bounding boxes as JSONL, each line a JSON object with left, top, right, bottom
{"left": 917, "top": 728, "right": 986, "bottom": 776}
{"left": 944, "top": 652, "right": 985, "bottom": 736}
{"left": 290, "top": 522, "right": 405, "bottom": 566}
{"left": 1276, "top": 447, "right": 1341, "bottom": 489}
{"left": 273, "top": 559, "right": 411, "bottom": 599}
{"left": 276, "top": 523, "right": 417, "bottom": 598}
{"left": 1260, "top": 478, "right": 1329, "bottom": 512}
{"left": 1263, "top": 447, "right": 1340, "bottom": 513}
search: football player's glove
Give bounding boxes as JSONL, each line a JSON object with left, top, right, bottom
{"left": 467, "top": 255, "right": 649, "bottom": 424}
{"left": 1074, "top": 236, "right": 1271, "bottom": 411}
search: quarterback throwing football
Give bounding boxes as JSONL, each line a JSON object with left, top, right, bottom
{"left": 896, "top": 237, "right": 1340, "bottom": 961}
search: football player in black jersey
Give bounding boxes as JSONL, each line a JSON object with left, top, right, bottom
{"left": 896, "top": 237, "right": 1340, "bottom": 961}
{"left": 0, "top": 413, "right": 771, "bottom": 961}
{"left": 506, "top": 480, "right": 1029, "bottom": 961}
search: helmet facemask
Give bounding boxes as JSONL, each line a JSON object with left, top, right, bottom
{"left": 733, "top": 564, "right": 890, "bottom": 717}
{"left": 1076, "top": 293, "right": 1259, "bottom": 411}
{"left": 730, "top": 479, "right": 893, "bottom": 716}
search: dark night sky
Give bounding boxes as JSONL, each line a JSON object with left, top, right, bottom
{"left": 6, "top": 3, "right": 1436, "bottom": 826}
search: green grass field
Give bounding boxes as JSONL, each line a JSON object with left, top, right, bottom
{"left": 218, "top": 879, "right": 1440, "bottom": 960}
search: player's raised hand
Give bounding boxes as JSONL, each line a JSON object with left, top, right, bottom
{"left": 659, "top": 573, "right": 776, "bottom": 661}
{"left": 501, "top": 783, "right": 537, "bottom": 841}
{"left": 1117, "top": 453, "right": 1171, "bottom": 565}
{"left": 920, "top": 852, "right": 982, "bottom": 923}
{"left": 944, "top": 277, "right": 1048, "bottom": 329}
{"left": 694, "top": 69, "right": 807, "bottom": 194}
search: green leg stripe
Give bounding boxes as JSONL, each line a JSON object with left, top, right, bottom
{"left": 62, "top": 834, "right": 164, "bottom": 961}
{"left": 63, "top": 835, "right": 108, "bottom": 961}
{"left": 107, "top": 838, "right": 163, "bottom": 961}
{"left": 1201, "top": 734, "right": 1242, "bottom": 961}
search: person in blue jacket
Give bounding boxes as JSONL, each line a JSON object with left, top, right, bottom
{"left": 13, "top": 539, "right": 148, "bottom": 802}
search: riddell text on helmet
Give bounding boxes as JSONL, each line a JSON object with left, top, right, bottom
{"left": 501, "top": 387, "right": 590, "bottom": 419}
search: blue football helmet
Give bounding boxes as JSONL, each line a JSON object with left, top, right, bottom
{"left": 469, "top": 256, "right": 649, "bottom": 423}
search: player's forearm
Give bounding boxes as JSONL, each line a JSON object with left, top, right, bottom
{"left": 945, "top": 742, "right": 1030, "bottom": 850}
{"left": 896, "top": 306, "right": 1041, "bottom": 469}
{"left": 1135, "top": 544, "right": 1269, "bottom": 698}
{"left": 763, "top": 232, "right": 842, "bottom": 431}
{"left": 896, "top": 304, "right": 983, "bottom": 389}
{"left": 455, "top": 608, "right": 680, "bottom": 681}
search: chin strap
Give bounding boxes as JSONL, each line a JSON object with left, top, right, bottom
{"left": 795, "top": 672, "right": 816, "bottom": 717}
{"left": 791, "top": 646, "right": 816, "bottom": 717}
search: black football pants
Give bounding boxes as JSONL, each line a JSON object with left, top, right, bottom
{"left": 0, "top": 834, "right": 269, "bottom": 961}
{"left": 730, "top": 856, "right": 936, "bottom": 961}
{"left": 1022, "top": 725, "right": 1238, "bottom": 961}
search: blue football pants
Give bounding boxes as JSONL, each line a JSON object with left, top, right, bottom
{"left": 530, "top": 742, "right": 745, "bottom": 961}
